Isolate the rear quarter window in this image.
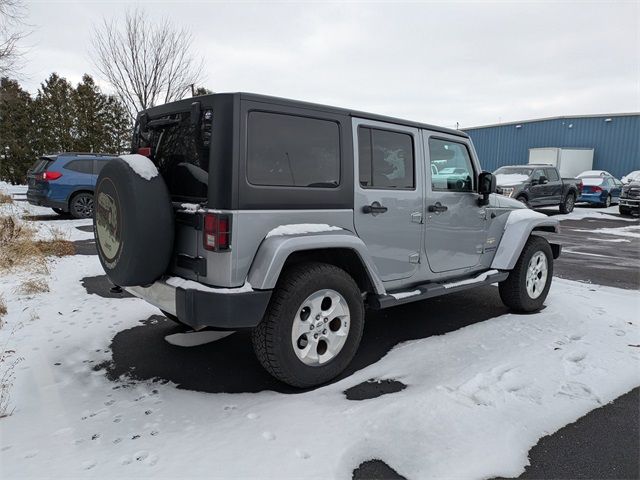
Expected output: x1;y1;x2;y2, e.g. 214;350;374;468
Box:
64;159;94;174
247;111;340;188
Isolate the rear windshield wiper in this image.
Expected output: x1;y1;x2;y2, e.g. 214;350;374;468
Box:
145;118;181;130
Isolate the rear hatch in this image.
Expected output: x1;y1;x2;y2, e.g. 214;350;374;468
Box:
132;102;214;281
27;157;55;197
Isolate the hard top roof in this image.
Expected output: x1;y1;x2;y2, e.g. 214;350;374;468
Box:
141;92;468;139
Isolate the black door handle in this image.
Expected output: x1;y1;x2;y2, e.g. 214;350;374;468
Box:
427;202;448;213
362;202;388;214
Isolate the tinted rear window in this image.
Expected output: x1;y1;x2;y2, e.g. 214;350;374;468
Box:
247;111;340;188
135;110;212;200
582;177;604;186
30;158;53;173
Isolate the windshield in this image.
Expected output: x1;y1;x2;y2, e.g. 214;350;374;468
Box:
133;109;213;200
494;167;533;176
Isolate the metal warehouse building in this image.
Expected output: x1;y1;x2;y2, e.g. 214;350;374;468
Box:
464;113;640;178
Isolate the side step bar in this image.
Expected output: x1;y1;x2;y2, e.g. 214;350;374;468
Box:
370;269;509;309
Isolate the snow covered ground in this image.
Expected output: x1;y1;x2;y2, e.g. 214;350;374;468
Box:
1;183;638;478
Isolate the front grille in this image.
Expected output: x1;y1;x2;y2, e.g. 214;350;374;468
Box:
624;187;640;199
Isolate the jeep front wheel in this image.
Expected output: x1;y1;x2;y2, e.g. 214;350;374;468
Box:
252;262;364;388
499;236;553;313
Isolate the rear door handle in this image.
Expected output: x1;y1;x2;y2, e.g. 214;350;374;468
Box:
427;202;448;214
362;201;388;215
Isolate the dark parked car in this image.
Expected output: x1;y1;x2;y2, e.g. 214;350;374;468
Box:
27;153;118;218
494;165;582;213
619;181;640;215
577;176;622;207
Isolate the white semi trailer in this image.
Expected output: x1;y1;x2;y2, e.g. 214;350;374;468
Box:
528;147;594;178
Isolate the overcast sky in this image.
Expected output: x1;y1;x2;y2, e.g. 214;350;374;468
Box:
19;0;640;128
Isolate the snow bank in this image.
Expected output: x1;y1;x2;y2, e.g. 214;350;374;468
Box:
265;224;343;238
575;224;640;239
165;276;253;294
119;154;159;181
0;254;638;479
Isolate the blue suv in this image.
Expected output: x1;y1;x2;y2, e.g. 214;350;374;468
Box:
27;153;118;218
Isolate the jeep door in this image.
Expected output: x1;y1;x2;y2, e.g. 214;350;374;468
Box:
353;119;423;282
423;133;487;273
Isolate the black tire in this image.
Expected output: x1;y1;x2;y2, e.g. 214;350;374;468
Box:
516;195;529;208
603;195;612;208
499;236;553;313
252;262;365;388
69;192;94;219
559;192;575;214
51;207;66;215
93;157;174;287
619;205;631;216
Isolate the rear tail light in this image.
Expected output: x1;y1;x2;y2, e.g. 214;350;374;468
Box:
42;171;62;180
203;213;231;251
592;186;603;193
137;147;152;157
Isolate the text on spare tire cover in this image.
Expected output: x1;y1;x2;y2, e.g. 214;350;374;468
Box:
96;185;121;263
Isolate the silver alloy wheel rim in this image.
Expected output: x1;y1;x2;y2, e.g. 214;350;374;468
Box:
526;251;548;299
74;196;93;217
291;289;350;366
605;195;611;207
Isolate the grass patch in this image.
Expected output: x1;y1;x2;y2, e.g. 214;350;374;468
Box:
18;279;49;295
0;193;12;204
0;216;76;272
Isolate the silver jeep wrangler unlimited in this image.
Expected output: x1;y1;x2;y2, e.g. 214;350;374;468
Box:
93;93;561;388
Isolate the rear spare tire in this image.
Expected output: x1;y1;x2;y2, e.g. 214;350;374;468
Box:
93;156;174;286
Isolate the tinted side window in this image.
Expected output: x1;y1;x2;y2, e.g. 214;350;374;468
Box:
64;159;94;174
358;127;414;189
428;138;474;192
531;169;545;182
545;168;559;181
247;112;340;188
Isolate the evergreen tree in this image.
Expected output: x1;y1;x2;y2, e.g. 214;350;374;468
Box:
101;94;131;154
73;74;107;152
33;73;75;154
0;77;35;184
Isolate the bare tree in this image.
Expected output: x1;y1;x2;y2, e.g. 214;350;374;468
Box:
91;8;204;118
0;0;28;76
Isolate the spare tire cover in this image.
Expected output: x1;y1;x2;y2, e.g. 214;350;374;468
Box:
93;157;174;286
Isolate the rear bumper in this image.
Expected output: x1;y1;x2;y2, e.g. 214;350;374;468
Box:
26;190;67;211
126;278;272;330
577;193;605;204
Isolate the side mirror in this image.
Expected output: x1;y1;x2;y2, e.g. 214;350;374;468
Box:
478;171;496;206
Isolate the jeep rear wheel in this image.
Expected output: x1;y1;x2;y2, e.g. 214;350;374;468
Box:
499;236;553;313
252;262;364;388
